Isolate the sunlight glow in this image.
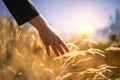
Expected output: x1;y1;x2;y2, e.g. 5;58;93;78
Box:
77;13;98;34
36;1;112;36
51;3;110;36
79;23;94;34
70;5;109;35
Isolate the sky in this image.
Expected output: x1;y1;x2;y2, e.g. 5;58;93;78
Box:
0;0;120;36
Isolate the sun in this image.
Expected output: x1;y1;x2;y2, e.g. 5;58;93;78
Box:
78;22;94;34
76;15;98;35
74;7;104;35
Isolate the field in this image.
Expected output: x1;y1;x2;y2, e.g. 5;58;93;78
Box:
0;17;120;80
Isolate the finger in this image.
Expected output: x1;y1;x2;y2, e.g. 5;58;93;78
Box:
56;44;65;55
45;45;50;56
58;39;69;52
51;44;60;56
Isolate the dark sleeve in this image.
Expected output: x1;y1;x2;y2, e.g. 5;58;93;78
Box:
3;0;39;26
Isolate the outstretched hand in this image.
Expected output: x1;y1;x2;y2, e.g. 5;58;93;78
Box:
39;26;69;56
29;15;69;56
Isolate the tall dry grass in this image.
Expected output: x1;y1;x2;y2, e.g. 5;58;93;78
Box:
0;16;120;80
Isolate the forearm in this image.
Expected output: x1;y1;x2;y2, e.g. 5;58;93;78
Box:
29;15;49;32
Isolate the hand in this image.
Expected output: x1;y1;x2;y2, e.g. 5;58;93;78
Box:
29;15;69;56
39;26;69;56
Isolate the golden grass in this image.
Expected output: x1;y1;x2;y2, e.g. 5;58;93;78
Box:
0;17;120;80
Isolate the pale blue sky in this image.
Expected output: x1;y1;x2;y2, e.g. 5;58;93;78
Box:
0;0;120;35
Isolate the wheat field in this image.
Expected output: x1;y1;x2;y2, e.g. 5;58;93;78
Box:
0;17;120;80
